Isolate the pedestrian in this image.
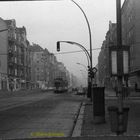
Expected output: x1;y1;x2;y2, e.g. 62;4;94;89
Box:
135;83;137;92
122;85;126;99
114;86;118;97
10;84;13;92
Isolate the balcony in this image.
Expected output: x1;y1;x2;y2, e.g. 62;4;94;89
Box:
8;49;14;57
8;69;15;77
8;59;18;68
8;58;14;66
8;36;15;42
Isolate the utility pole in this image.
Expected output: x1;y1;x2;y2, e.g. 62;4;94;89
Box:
116;0;123;114
108;0;129;134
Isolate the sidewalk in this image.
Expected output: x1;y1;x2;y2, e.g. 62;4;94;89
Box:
81;90;140;138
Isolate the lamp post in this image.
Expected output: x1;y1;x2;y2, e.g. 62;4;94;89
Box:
47;0;93;98
108;0;130;135
71;0;92;66
57;40;93;97
70;0;93;99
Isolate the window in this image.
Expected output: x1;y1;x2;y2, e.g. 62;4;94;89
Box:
15;69;17;75
36;53;40;59
15;57;17;63
15;45;17;51
128;31;131;38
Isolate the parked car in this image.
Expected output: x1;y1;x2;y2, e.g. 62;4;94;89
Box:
76;87;85;95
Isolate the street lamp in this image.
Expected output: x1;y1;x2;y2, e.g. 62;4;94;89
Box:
57;41;90;66
54;0;93;98
70;0;93;99
70;0;92;66
57;40;95;99
46;0;93;98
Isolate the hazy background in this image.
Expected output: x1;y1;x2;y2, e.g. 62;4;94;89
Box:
0;0;125;86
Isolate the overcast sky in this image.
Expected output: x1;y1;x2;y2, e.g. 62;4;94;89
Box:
0;0;125;86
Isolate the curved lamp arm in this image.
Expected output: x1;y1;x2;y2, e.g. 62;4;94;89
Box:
70;0;92;68
57;41;90;66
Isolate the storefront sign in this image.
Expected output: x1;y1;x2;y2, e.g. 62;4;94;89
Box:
109;45;129;76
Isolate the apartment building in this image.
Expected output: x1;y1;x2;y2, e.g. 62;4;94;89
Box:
0;18;8;91
0;18;31;91
29;44;69;89
122;0;140;88
29;44;45;88
98;21;117;88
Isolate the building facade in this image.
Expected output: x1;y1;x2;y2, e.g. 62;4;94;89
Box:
15;27;31;90
98;21;117;88
98;0;140;89
122;0;140;88
29;44;44;88
0;18;8;91
0;17;72;91
30;44;71;89
0;18;31;91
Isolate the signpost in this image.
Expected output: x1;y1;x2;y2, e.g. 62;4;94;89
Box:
109;45;129;77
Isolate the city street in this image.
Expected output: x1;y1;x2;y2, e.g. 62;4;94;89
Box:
1;0;140;140
0;91;86;139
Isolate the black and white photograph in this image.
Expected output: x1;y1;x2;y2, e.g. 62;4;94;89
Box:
0;0;140;139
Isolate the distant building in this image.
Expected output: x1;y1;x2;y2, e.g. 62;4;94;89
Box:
29;44;71;89
70;74;79;88
98;21;117;88
47;53;59;87
29;43;44;88
0;17;71;91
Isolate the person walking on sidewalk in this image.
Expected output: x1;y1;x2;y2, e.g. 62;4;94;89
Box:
135;83;138;92
10;84;13;92
114;86;118;97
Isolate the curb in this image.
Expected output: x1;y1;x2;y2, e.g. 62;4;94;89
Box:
72;102;85;137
